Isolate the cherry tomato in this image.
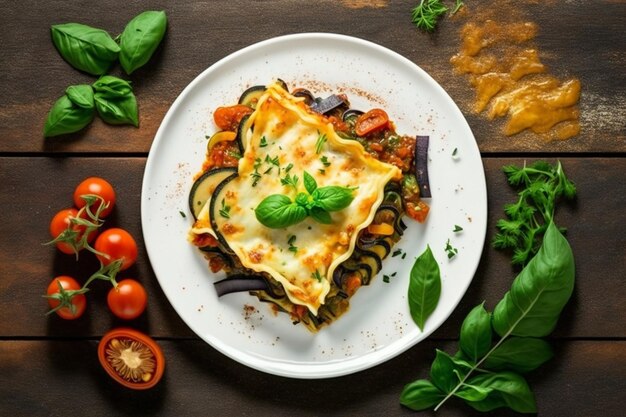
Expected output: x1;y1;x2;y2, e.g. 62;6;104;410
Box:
355;108;390;136
107;279;147;320
46;276;87;320
95;228;138;271
74;177;116;218
49;208;97;254
98;327;165;390
213;104;253;131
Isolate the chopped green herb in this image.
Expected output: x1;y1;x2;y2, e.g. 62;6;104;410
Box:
453;225;463;232
392;249;404;257
287;234;298;253
219;199;231;219
320;155;331;167
311;270;323;282
445;238;458;259
179;211;186;218
259;136;268;147
451;0;464;14
263;166;273;175
227;149;242;159
402;252;407;260
383;274;391;283
315;133;327;154
265;154;279;167
411;0;448;32
391;272;397;277
250;157;263;186
285;163;294;173
318;169;326;174
452;147;458;157
280;173;299;190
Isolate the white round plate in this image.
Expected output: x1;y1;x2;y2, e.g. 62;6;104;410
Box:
141;33;487;379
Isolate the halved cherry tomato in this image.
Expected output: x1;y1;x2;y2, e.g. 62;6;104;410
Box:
355;108;389;136
213;104;253;131
107;279;147;320
95;228;138;271
49;208;97;255
98;327;165;390
74;177;116;218
46;276;87;320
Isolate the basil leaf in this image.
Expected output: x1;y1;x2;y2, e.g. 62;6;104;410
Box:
465;392;508;412
466;371;537;413
255;194;307;228
311;185;355;212
50;23;120;75
408;245;441;330
44;95;94;137
459;302;492;362
94;92;138;126
492;221;575;338
65;85;94;109
483;337;553;373
429;350;471;393
455;382;491;402
400;379;444;411
92;75;133;98
303;171;317;194
119;10;167;74
309;206;332;224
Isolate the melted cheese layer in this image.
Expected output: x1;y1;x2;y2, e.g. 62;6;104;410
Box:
213;83;401;314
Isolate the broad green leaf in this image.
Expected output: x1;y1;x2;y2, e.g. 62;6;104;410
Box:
309;206;331;224
92;75;133;98
311;186;355;212
119;10;167;74
94;92;138;126
44;95;94;137
467;371;537;413
459;302;492;362
303;171;317;194
50;23;120;75
254;194;306;229
455;382;491;402
429;350;467;393
465;391;508;412
483;337;553;373
492;221;575;337
65;85;94;109
408;245;441;330
399;379;444;411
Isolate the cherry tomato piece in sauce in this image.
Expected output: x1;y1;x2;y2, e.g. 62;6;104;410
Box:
45;276;87;320
107;279;147;320
98;328;165;390
355;108;390;136
95;228;138;271
213;104;253;131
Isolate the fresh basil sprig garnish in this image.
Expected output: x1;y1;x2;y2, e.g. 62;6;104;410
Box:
254;171;356;229
119;10;167;75
51;23;120;76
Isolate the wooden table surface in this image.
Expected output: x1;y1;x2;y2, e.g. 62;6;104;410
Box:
1;1;624;416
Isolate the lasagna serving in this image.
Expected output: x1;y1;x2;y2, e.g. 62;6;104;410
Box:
189;81;430;332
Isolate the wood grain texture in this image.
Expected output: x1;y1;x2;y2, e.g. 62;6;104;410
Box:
0;1;624;154
1;339;624;416
1;157;624;338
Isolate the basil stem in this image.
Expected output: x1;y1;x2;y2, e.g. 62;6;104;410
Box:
119;10;167;75
50;23;120;75
43;95;94;137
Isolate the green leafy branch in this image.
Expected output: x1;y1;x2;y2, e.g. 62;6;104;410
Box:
492;160;576;266
411;0;465;32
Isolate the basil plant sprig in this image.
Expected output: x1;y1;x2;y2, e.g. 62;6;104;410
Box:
400;221;575;414
255;171;356;229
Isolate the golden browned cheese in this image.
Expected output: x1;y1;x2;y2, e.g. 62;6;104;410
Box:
451;18;581;141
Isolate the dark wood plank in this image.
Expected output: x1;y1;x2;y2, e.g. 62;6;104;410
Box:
1;339;623;416
1;156;624;338
0;1;623;154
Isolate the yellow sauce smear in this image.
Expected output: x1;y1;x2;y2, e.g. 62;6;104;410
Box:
451;18;581;140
